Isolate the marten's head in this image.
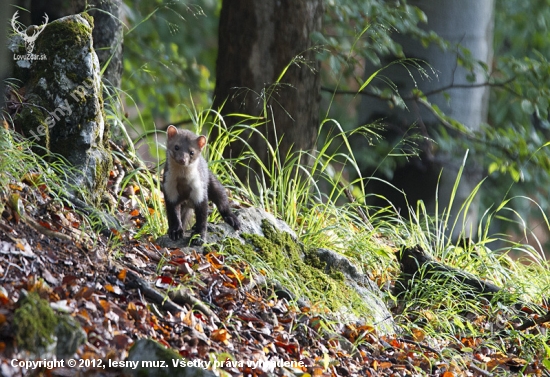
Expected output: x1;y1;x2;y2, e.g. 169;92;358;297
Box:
166;125;206;166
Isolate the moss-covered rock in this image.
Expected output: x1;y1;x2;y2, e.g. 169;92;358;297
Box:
14;292;58;354
125;339;216;377
15;95;50;151
55;314;87;359
8;13;112;204
157;207;397;334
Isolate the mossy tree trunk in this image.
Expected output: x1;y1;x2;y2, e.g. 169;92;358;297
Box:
212;0;323;190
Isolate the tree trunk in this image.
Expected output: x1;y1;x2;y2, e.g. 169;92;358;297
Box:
361;0;494;239
89;0;123;89
30;0;87;24
212;0;323;190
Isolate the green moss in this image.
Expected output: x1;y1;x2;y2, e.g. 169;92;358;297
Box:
304;249;326;270
81;12;95;29
16;99;50;151
329;270;346;281
36;15;91;54
92;147;113;199
241;220;304;270
33;14;94;88
14;292;58;353
223;220;365;314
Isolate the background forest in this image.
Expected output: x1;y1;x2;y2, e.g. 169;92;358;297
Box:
121;0;550;251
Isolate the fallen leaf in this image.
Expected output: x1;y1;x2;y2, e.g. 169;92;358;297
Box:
112;333;133;349
155;276;175;289
411;327;426;342
105;284;123;295
117;269;127;281
99;299;110;313
22;172;42;186
212;329;231;344
62;275;79;286
42;268;59;286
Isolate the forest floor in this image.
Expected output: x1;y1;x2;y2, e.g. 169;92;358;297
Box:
0;174;544;376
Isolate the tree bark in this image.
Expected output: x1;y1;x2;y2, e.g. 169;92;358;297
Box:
212;0;323;189
360;0;494;239
89;0;123;89
30;0;87;24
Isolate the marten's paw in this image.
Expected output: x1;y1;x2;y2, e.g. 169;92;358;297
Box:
190;231;205;246
168;226;184;241
224;213;241;231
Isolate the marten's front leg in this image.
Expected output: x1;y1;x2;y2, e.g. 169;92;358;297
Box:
166;200;183;241
191;200;208;245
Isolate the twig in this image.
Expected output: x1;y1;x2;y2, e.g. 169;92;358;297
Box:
321;77;516;101
126;269;186;312
125;269;219;322
396;337;442;359
469;360;494;377
514;310;550;331
161;118;193;131
168;288;220;323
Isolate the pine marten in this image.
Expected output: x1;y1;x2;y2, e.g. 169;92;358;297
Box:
163;125;240;245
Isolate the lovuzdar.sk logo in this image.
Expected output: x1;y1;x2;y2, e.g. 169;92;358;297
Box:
11;10;48;61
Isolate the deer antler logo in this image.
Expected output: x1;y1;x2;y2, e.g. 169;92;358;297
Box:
11;11;49;54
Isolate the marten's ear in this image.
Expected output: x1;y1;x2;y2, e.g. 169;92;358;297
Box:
167;125;178;139
197;135;207;150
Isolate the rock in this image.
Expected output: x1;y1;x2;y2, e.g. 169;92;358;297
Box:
156;207;296;248
313;248;397;335
235;207;297;239
9;13;112;204
125;338;215;377
55;315;86;359
13;291;57;355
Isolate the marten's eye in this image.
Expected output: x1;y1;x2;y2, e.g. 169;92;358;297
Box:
174;145;179;151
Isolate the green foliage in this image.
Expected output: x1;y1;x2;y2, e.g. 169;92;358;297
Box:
0;127;89;207
122;0;218;128
391;167;550;365
481;0;550;229
318;1;442;124
320;1;436;68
